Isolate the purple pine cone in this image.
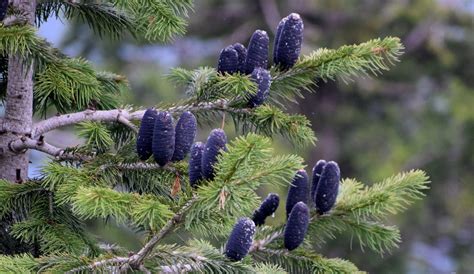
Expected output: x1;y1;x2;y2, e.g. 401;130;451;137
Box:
244;30;269;74
201;129;227;180
172;111;197;161
311;160;327;205
188;142;204;187
232;43;247;74
136;108;157;160
0;0;7;21
274;13;304;69
284;201;309;251
225;217;256;261
152;111;175;166
248;68;271;108
315;161;340;214
252;193;280;226
217;46;239;74
286;169;309;218
273;16;288;64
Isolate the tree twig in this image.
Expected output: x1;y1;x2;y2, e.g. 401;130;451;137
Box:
1;15;29;27
8;136;91;161
70;196;199;272
99;162;178;172
117;115;138;133
128;196;198;268
64;257;129;274
249;228;284;253
31;99;249;138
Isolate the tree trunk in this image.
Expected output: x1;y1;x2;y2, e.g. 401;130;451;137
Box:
0;0;36;183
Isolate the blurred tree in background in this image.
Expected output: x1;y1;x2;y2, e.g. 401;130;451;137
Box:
52;0;474;272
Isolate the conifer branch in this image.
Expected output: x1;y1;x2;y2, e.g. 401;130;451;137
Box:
31;99;241;138
128;196;198;268
99;162;178;172
269;37;404;102
8;136;90;161
1;15;29;27
36;0;136;39
73;196;198;271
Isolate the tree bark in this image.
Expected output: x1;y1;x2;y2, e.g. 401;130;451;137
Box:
0;0;36;182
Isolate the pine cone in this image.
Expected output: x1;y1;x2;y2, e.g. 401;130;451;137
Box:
136;108;157;160
217;46;239;74
224;217;256;261
248;67;271;108
286;169;309;218
315;161;340;214
310;160;327;205
252;193;280;226
284;201;309;251
244;30;269;74
152;111;175;166
188;142;204;187
232;43;247;74
273;16;288;64
201;128;227;180
274;13;304;69
172;111;197;161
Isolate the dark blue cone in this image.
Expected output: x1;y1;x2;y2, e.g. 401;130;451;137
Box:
310;160;327;205
273;17;287;64
152;111;175;166
0;0;7;21
252;193;280;226
217;46;239;74
201;129;227;180
274;13;304;69
244;30;269;74
172;111;197;161
315;161;340;214
232;43;247;74
248;68;271;108
284;201;309;251
224;217;256;261
189;142;204;188
286;169;309;218
136;108;157;160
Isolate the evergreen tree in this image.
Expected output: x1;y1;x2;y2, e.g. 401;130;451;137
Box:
0;1;430;272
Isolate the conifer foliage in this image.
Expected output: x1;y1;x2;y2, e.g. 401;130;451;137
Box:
0;1;430;273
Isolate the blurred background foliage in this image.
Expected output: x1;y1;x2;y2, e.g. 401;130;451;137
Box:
32;0;473;273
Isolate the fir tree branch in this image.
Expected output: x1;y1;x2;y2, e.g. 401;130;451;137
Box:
249;228;284;253
1;15;29;27
128;195;198;268
36;0;136;39
147;240;251;273
253;248;363;273
270;37;404;103
0;254;37;273
72;196;199;271
8;136;90;161
31;99;240;138
99;162;178;172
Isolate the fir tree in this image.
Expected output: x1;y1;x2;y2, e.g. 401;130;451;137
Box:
0;1;430;272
